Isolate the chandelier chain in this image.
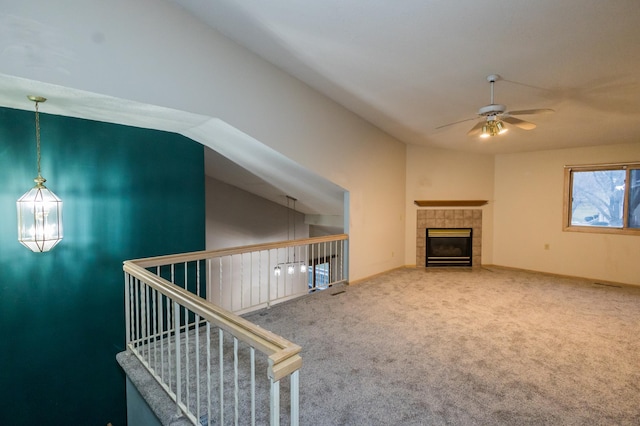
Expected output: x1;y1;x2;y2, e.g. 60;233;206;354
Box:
35;100;42;178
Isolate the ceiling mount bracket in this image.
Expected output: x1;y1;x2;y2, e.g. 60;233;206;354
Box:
486;74;501;105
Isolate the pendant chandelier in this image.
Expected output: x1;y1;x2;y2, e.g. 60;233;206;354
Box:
16;96;63;252
274;196;307;276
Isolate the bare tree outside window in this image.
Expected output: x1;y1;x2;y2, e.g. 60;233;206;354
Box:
629;169;640;228
571;170;625;227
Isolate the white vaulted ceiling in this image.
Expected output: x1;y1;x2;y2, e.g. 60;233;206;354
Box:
169;0;640;154
2;1;639;216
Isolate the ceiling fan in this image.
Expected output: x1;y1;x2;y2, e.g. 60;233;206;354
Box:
437;74;554;138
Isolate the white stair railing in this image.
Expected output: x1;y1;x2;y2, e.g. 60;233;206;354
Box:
133;234;348;314
123;234;347;425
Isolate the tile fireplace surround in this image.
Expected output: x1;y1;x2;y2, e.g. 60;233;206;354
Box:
416;209;482;267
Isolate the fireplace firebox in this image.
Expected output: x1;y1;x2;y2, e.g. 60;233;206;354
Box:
426;228;472;267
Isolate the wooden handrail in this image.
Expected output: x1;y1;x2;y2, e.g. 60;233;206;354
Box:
123;261;302;381
130;234;349;268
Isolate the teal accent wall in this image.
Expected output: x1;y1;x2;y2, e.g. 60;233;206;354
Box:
0;106;205;425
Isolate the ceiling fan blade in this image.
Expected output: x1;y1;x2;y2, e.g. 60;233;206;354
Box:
502;116;536;130
435;116;478;130
467;120;484;136
506;108;555;115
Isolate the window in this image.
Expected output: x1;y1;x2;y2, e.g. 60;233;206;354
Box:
564;162;640;235
308;262;330;290
307;255;337;291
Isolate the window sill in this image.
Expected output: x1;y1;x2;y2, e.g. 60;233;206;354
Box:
563;225;640;236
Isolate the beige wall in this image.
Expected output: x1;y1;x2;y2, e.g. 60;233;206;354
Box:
2;0;407;281
493;142;640;285
8;1;638;285
205;177;308;250
405;144;495;266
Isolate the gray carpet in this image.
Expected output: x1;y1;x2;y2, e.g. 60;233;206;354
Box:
243;266;640;425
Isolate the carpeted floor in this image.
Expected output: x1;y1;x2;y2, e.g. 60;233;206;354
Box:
243;266;640;425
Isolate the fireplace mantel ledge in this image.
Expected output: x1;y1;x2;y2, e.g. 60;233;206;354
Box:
414;200;488;207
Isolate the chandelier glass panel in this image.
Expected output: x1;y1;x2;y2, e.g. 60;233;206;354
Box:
16;96;63;252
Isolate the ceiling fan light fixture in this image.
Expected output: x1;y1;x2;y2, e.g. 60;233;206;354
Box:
480;117;508;138
496;120;508;135
480;124;491;138
438;74;552;138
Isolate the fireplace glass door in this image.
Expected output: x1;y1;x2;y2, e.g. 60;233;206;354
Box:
426;228;472;267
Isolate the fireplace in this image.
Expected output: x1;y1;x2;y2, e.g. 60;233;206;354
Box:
416;209;481;267
426;228;472;267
